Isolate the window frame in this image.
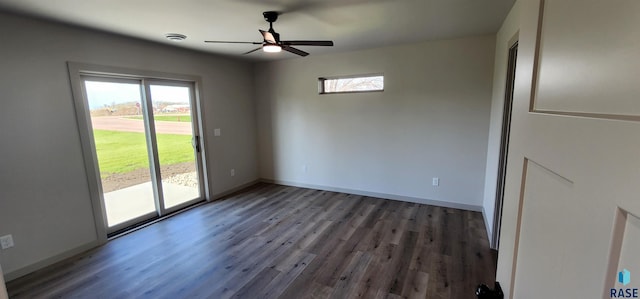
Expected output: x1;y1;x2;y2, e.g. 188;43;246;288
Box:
318;73;384;95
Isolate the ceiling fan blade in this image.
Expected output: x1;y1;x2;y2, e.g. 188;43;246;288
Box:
259;30;276;44
205;41;262;44
282;45;309;57
243;47;263;55
281;40;334;46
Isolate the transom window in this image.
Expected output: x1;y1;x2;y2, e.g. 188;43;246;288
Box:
318;74;384;94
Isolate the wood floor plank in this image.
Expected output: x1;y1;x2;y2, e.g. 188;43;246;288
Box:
401;270;430;299
6;183;496;299
388;231;419;295
231;266;281;299
328;250;372;298
258;251;316;299
302;282;334;299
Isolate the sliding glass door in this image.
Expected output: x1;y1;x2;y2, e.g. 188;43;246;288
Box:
81;76;204;234
148;83;201;209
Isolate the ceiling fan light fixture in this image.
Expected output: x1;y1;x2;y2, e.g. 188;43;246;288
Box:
263;44;282;53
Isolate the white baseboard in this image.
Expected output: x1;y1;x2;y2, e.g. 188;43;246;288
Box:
261;179;483;212
5;240;99;282
210;179;261;201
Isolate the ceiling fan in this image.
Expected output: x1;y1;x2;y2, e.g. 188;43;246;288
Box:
205;11;334;57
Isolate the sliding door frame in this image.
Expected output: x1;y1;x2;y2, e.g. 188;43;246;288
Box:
68;62;211;242
145;78;207;215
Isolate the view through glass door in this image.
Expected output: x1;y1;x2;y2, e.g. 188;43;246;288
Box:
83;77;203;234
148;83;202;209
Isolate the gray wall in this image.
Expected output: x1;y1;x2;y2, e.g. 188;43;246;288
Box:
0;12;258;277
255;35;496;209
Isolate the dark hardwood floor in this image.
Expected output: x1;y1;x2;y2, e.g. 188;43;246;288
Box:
7;183;496;298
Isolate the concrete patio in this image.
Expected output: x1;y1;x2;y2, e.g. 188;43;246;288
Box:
103;181;199;226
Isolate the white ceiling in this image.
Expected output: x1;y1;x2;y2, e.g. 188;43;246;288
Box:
0;0;515;61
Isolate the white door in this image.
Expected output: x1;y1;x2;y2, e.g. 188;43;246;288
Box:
497;0;640;298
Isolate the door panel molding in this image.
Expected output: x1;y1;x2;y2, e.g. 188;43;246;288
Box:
511;158;574;297
530;0;640;120
604;208;640;296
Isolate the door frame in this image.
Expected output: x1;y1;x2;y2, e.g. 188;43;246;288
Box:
492;38;519;250
145;79;208;215
68;62;211;242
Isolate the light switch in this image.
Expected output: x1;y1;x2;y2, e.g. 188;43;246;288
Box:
214;128;221;136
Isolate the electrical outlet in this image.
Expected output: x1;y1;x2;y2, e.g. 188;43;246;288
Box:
0;234;14;249
432;177;439;186
230;169;235;177
214;128;221;136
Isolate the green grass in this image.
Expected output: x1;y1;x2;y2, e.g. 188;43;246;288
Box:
93;130;193;177
125;115;191;122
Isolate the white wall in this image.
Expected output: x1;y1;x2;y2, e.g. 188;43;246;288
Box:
482;1;521;246
255;35;495;210
0;12;258;279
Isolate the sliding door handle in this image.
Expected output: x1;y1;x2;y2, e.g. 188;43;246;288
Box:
192;136;201;153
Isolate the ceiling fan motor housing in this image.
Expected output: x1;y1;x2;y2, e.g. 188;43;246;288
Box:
263;11;279;23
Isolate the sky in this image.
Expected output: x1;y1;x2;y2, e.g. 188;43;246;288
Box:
84;81;190;110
